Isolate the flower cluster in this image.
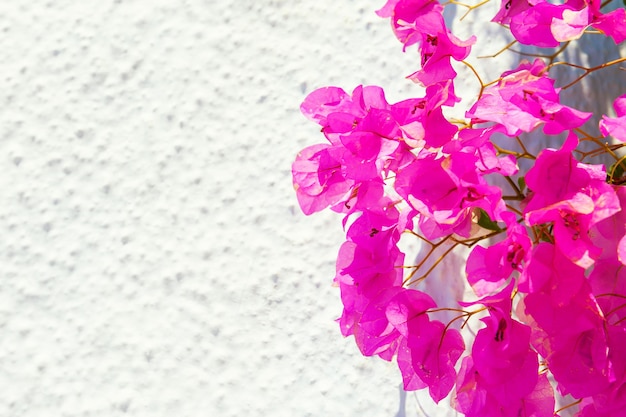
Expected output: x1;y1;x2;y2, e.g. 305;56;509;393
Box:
293;1;626;416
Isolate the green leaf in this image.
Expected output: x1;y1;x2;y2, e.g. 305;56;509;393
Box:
476;208;502;232
608;161;626;183
517;176;526;193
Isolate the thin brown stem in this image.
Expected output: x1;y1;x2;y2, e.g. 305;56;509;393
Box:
461;60;487;99
505;204;523;216
576;128;622;162
448;0;491;20
554;399;582;415
515;136;536;159
504;176;525;199
478;40;517;59
507;41;570;65
546;57;626;89
404;243;459;286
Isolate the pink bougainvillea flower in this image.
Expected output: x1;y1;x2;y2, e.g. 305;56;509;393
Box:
292;143;354;215
291;142;400;216
395;150;506;239
299;84;396;147
493;0;626;46
551;6;590;42
523;133;620;268
459;282;540;404
312;86;409;181
294;85;420;214
376;0;443;48
493;0;587;46
600;94;626;142
390;82;458;149
466;212;532;296
568;0;626;44
335;206;405;339
443;126;519;176
466;59;592;136
410;320;464;402
354;287;404;358
341;197;415;274
590;186;626;268
521;243;611;398
300;85;386;147
340;116;401;182
452;355;554;417
387;288;464;401
405;26;475;90
295;82;469;216
294;85;387;215
337;269;401;344
583;327;626;416
300;86;357;140
588;259;626;330
385;288;436;337
511;2;564;47
472;142;519;176
377;0;475;94
593;7;626;44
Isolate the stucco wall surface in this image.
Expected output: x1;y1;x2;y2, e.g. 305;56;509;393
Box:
0;1;623;417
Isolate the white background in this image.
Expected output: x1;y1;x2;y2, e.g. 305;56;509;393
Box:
0;1;624;416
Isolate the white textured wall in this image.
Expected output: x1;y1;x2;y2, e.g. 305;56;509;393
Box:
0;1;621;416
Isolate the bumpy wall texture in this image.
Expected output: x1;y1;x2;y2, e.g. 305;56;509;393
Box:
1;1;623;416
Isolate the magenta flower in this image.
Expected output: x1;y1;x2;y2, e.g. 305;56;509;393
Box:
600;94;626;142
509;2;564;47
293;85;418;214
444;127;519;176
335;205;405;340
590;186;626;268
453;355;554;417
582;327;626;416
353;287;405;358
405;27;475;90
293;83;471;215
459;282;540;405
523;133;620;268
588;266;626;410
521;243;611;398
376;0;443;49
337;271;401;345
300;86;357;142
466;212;532;296
377;0;475;93
593;7;626;44
408;320;464;402
395;150;506;239
390;82;459;149
387;289;464;401
568;0;626;44
466;59;592;136
292;143;354;215
493;0;626;47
